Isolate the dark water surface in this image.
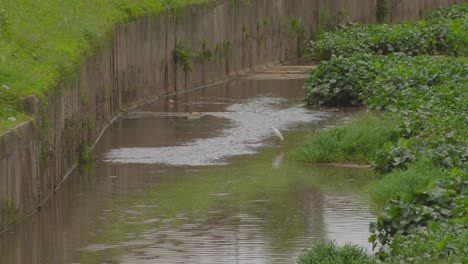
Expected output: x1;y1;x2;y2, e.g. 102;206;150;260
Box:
0;78;375;264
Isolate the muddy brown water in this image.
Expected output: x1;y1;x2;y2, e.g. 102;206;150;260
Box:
0;76;375;264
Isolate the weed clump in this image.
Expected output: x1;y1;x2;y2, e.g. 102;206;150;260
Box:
293;113;397;164
173;42;195;73
297;241;376;264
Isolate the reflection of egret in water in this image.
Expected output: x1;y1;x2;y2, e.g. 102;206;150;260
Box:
272;152;284;169
294;182;327;241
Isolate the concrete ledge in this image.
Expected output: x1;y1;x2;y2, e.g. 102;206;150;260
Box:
0;122;35;160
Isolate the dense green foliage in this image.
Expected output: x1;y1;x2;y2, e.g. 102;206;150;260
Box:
370;170;468;263
384;222;468;264
307;4;468;60
304;54;467;175
0;0;208;132
423;3;468;20
299;3;468;263
304;54;467;108
297;241;377;264
292;113;397;164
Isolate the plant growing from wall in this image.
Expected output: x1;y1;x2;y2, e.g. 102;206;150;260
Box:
198;40;214;63
241;24;251;68
337;8;350;25
221;41;232;57
283;17;305;57
377;0;404;23
241;24;251;45
0;196;17;228
77;117;95;170
79;144;94;164
316;7;331;36
38;111;52;168
255;18;270;55
173;42;195;74
173;41;196;89
377;0;389;23
197;40;214;84
215;41;232;75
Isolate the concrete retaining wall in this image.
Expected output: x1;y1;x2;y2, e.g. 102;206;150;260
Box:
0;0;464;231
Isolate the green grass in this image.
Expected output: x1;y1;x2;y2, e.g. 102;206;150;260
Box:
0;0;209;132
367;161;447;210
292;112;397;164
297;241;377;264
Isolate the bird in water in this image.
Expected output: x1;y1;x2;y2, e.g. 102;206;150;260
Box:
272;127;284;141
187;112;202;120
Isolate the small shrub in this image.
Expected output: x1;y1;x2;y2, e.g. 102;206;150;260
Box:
376;0;389;23
173;42;195;73
371;138;417;175
283;17;305;56
297;241;376;264
198;40;214;63
79;144;94;164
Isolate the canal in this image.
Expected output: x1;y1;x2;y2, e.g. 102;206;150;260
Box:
0;67;375;264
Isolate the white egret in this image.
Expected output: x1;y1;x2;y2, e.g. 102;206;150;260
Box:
272;127;284;141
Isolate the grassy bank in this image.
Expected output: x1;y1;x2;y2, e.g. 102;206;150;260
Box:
297;3;467;263
368;161;446;209
0;0;208;132
292;112;397;165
